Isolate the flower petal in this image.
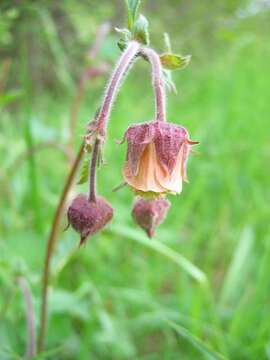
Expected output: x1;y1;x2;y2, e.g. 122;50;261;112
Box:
155;144;184;194
124;123;155;176
154;122;188;175
123;143;167;193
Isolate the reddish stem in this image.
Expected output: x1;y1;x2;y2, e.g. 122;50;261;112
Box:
88;41;140;202
97;41;140;131
37;143;85;352
88;139;100;202
141;48;166;122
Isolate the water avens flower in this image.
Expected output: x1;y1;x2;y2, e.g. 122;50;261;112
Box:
67;194;113;246
132;197;171;237
122;121;198;195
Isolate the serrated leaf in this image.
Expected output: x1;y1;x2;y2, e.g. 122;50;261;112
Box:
160;53;191;70
77;158;89;185
125;0;141;30
133;14;150;45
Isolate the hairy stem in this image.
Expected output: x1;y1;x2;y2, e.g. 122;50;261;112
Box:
141;47;166;122
97;40;140;131
89;139;100;202
87;41;140;202
37;143;85;352
18;277;36;358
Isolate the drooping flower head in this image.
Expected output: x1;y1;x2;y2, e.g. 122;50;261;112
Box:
122;121;198;195
132;197;171;237
67;194;113;246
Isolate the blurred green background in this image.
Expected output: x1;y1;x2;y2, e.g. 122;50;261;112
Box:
1;0;270;359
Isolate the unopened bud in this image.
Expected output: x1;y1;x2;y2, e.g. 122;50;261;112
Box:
67;194;113;245
132;197;170;238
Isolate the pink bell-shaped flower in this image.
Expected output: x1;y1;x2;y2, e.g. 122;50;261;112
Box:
122;121;198;195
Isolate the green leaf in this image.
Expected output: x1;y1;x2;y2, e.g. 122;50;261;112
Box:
167;321;228;360
133;14;150;45
125;0;141;30
160;53;191;70
115;27;131;51
110;225;207;284
77;158;89;185
118;39;128;51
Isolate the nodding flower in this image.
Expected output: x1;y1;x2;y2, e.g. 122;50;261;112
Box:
132;196;171;237
67;194;113;246
122;121;198;196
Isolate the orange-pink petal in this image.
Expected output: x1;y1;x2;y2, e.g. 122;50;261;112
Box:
123;143;184;194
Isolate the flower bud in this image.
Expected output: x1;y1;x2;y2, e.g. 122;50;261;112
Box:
67;194;113;245
132;197;171;238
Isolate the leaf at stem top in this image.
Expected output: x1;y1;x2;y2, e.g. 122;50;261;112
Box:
160;53;191;71
115;27;131;51
133;14;150;45
125;0;141;30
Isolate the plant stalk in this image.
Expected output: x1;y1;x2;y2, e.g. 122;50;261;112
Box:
37;143;85;352
88;41;141;202
38;40;167;353
97;40;140;131
141;47;166;122
88;139;100;203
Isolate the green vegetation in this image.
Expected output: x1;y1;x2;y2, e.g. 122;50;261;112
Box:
1;1;270;359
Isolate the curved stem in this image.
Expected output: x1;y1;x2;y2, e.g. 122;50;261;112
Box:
37;143;85;352
87;41;140;203
88;139;100;202
141;47;166;122
97;41;140;131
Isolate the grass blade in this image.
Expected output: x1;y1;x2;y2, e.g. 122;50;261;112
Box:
219;226;254;306
110;225;207;284
168;321;228;360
